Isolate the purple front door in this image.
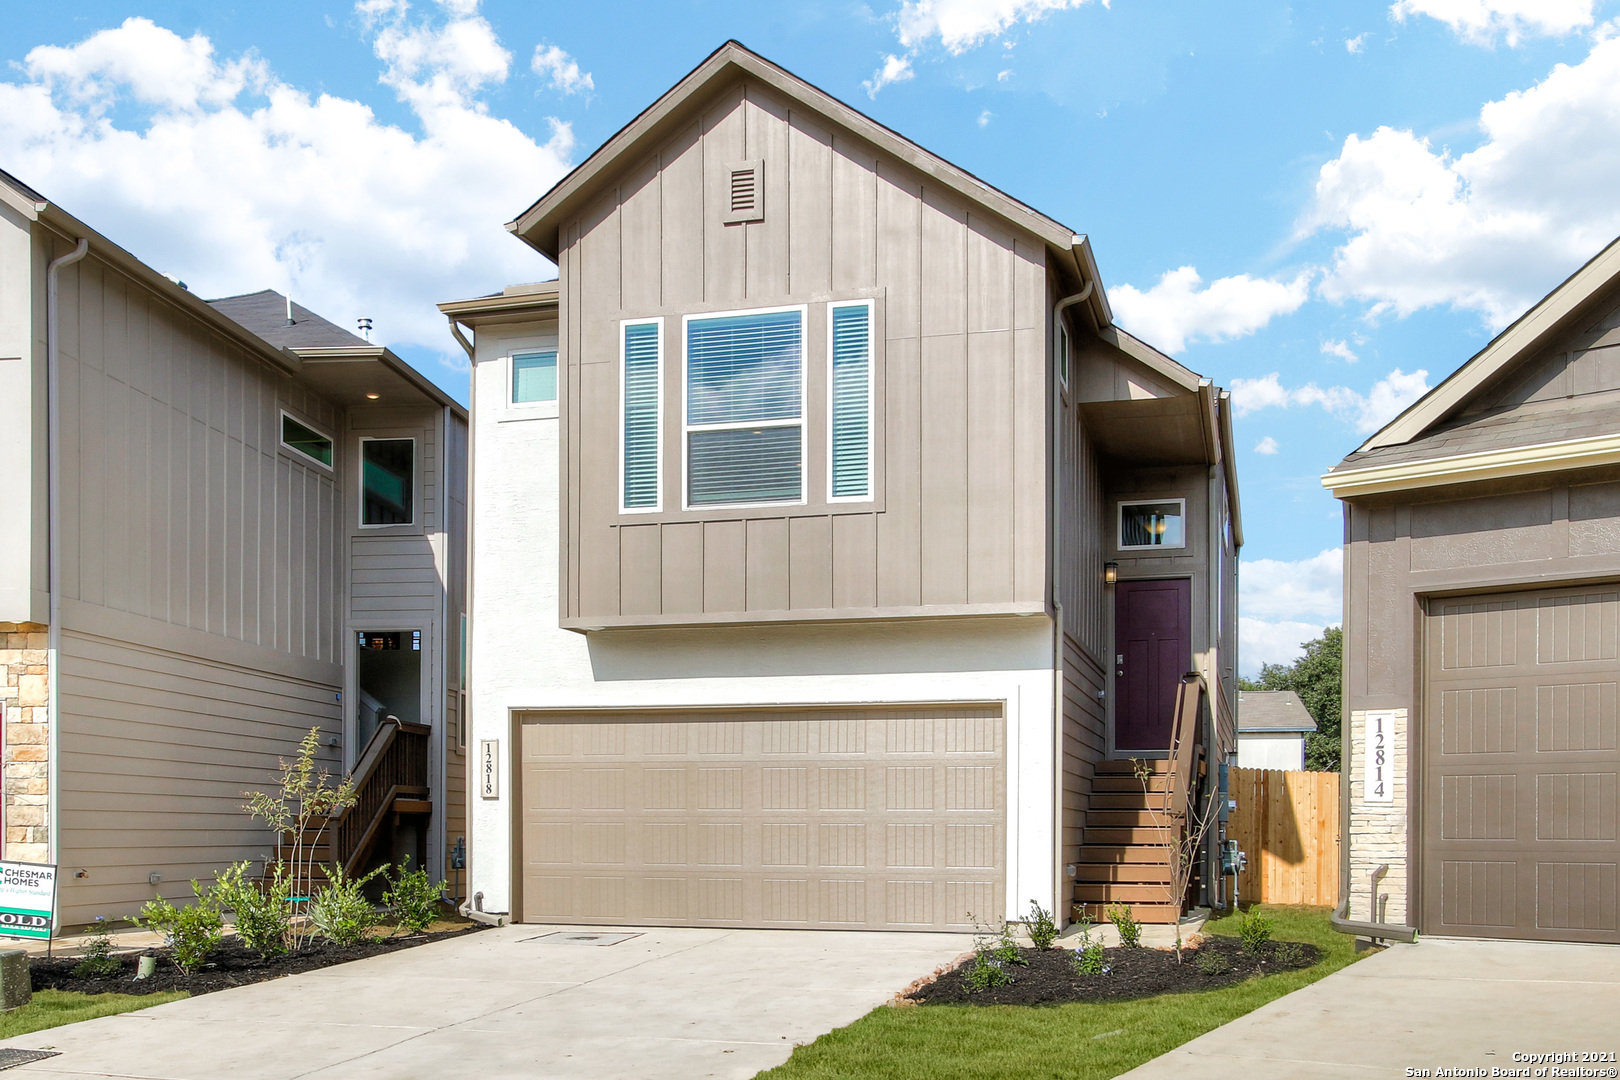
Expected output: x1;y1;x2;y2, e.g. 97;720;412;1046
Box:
1113;578;1191;754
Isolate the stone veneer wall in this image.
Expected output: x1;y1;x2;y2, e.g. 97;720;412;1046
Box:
1346;707;1408;924
0;623;49;864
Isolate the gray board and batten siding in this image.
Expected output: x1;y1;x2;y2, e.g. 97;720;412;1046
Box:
556;76;1051;629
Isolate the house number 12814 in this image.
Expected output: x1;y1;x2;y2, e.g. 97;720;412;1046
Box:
1364;712;1395;804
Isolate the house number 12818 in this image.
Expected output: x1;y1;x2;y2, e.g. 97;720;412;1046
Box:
1364;712;1395;804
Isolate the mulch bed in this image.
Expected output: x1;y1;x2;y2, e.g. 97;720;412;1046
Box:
908;936;1320;1007
30;924;489;997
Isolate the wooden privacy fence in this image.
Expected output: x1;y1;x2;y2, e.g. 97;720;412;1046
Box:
1227;768;1340;906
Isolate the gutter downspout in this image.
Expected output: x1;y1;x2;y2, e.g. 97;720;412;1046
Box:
46;236;89;874
445;314;484;916
446;316;475;363
1049;278;1093;929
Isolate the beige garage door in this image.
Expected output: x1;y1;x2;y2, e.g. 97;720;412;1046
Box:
517;706;1005;931
1424;586;1620;943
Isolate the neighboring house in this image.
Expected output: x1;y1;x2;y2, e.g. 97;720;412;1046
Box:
0;170;468;926
1236;691;1316;770
442;42;1242;932
1324;236;1620;945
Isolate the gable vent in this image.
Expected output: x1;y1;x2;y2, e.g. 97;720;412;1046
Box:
724;159;764;224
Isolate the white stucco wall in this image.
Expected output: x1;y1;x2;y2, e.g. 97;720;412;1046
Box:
0;203;38;623
1236;733;1305;771
466;317;1059;922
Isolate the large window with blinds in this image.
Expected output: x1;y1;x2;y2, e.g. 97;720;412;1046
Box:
620;319;663;513
827;300;874;501
683;306;806;508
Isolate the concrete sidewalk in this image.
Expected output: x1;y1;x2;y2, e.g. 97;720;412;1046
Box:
0;924;971;1080
1122;936;1620;1079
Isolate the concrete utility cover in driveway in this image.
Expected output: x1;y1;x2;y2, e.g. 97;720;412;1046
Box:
1122;938;1620;1079
0;925;971;1080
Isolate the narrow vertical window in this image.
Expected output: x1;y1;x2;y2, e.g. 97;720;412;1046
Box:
621;319;662;512
361;438;415;526
512;350;557;404
828;300;873;501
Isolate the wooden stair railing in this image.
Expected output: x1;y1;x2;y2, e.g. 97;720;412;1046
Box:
277;717;431;887
1072;673;1209;925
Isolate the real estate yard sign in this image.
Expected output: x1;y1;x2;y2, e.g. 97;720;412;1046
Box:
0;862;57;940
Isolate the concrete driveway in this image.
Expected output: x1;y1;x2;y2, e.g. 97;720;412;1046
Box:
1;924;973;1080
1123;937;1620;1079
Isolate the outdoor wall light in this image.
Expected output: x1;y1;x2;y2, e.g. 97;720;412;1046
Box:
1103;562;1119;585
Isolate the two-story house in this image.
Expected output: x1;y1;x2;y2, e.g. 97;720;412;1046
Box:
443;42;1242;931
0;168;468;926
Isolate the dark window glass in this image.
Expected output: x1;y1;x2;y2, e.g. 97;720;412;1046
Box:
362;439;414;525
281;415;332;466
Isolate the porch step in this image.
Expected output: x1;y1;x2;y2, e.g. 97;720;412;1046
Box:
1095;759;1170;776
1074;861;1172;884
1073;901;1181;925
1085;826;1177;846
1092;773;1170;794
1084;809;1171;828
1076;844;1175;865
1073;883;1177;905
394;799;433;815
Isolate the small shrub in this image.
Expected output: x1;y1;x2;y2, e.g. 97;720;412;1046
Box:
962;951;1014;992
71;918;122;979
1275;941;1309;967
1238;907;1275;955
1106;902;1142;948
1024;899;1058;950
310;864;386;947
991;922;1027;967
1071;940;1107;976
383;857;443;936
210;861;288;957
137;885;224;975
1194;949;1231;976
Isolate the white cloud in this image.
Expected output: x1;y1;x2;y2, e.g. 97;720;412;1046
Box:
1253;436;1280;455
1321;338;1359;362
895;0;1103;54
863;53;915;97
1230;368;1430;433
1346;32;1369;53
1390;0;1594;47
977;108;993;126
1110;265;1311;354
997;68;1013;81
531;44;593;95
1240;618;1336;675
1304;33;1620;326
0;8;574;367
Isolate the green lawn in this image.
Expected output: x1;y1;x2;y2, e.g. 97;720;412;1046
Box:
0;989;189;1040
757;906;1360;1080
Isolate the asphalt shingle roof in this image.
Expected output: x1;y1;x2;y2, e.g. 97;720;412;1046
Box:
1238;691;1317;734
207;289;369;350
1332;392;1620;472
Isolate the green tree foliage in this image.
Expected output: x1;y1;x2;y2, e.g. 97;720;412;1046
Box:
1240;627;1342;771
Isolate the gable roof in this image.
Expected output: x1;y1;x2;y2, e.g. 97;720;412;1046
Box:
208;290;370;350
508;41;1109;325
1323;235;1620;498
1237;691;1317;734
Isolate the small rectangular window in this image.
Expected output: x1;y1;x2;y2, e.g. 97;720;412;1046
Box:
621;319;663;512
512;350;557;404
1119;499;1186;550
361;438;415;526
828;300;873;501
684;307;804;508
281;412;333;467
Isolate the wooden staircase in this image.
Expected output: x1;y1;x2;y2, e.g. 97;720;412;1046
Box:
276;716;432;888
1073;673;1206;925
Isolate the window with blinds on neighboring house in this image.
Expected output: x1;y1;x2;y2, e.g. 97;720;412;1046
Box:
828;300;873;500
621;320;662;512
512;350;557;404
684;307;804;507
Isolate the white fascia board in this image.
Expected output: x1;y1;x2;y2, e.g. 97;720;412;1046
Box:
1322;431;1620;499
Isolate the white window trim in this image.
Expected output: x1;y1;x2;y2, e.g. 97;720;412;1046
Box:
1117;497;1187;551
358;435;418;529
508;349;559;413
826;298;875;504
1056;320;1070;390
619;317;664;515
681;303;809;512
279;409;335;471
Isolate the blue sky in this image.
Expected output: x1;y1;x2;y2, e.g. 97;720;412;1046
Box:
6;0;1618;671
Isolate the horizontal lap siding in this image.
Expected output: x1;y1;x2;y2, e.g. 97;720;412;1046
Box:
56;628;341;924
1058;395;1108;874
563;78;1048;623
56;257;343;666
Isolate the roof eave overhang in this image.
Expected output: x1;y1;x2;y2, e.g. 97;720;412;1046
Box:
437;289;560;322
507;42;1077;265
1357;234;1620;454
292;345;465;417
1322;431;1620;499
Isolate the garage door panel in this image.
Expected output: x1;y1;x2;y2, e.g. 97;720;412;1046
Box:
1425;585;1620;943
518;706;1005;931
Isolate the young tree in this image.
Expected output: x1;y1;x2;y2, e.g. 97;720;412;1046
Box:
1240;627;1342;771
